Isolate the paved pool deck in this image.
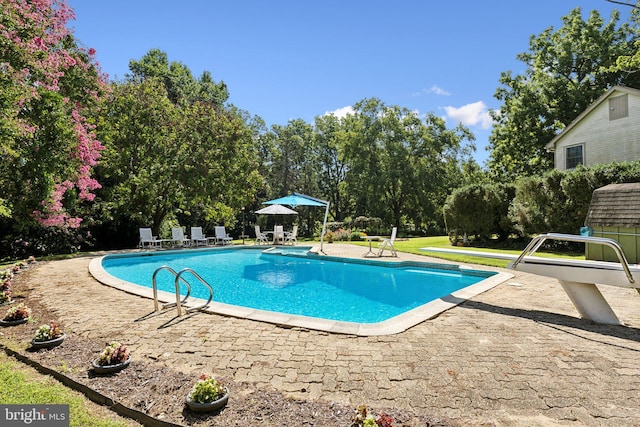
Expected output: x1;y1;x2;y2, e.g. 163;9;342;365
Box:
24;244;640;426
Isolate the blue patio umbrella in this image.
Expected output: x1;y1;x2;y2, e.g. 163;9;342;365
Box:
264;193;326;207
263;193;330;253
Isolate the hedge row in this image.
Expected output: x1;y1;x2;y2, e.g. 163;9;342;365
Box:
443;161;640;242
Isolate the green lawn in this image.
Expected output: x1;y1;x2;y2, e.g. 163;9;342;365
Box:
0;353;139;427
345;236;585;268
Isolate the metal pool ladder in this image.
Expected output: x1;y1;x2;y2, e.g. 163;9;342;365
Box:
152;266;214;316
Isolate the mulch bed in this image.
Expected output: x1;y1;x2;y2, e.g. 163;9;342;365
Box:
0;263;458;427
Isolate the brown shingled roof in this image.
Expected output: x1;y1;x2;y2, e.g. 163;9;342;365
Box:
585;183;640;228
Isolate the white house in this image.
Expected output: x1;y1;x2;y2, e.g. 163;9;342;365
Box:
546;85;640;171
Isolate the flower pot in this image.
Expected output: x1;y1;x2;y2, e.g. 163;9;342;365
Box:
91;357;131;374
31;333;66;349
186;387;230;413
0;317;29;326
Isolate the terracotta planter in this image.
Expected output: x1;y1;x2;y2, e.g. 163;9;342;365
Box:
31;333;66;349
186;387;230;413
92;357;131;374
0;317;29;326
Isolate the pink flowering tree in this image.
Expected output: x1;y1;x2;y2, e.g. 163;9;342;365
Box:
0;0;108;232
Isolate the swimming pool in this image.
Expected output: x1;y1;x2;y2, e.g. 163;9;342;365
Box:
91;247;512;335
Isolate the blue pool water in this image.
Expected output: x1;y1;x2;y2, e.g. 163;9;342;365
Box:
101;248;495;324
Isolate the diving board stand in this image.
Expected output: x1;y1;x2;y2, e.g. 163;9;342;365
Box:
508;233;639;325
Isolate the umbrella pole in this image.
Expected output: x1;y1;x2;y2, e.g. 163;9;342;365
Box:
319;202;330;254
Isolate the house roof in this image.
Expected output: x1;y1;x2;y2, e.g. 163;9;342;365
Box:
546;85;640;151
585;183;640;228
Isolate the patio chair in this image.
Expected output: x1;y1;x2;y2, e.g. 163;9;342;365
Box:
254;225;269;245
171;227;190;247
273;225;285;245
139;228;163;249
190;227;211;247
214;226;233;245
284;225;298;245
378;227;397;257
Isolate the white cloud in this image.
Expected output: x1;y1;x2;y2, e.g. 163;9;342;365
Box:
413;85;451;97
324;105;354;119
427;85;451;96
443;101;493;129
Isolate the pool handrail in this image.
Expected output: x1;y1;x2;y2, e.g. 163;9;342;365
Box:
152;266;192;312
509;233;635;284
174;268;214;315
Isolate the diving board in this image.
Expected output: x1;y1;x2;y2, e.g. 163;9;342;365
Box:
508;233;639;325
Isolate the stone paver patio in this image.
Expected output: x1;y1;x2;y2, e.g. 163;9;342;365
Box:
25;244;640;426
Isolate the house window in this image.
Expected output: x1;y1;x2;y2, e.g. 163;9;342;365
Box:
565;144;584;169
609;94;628;120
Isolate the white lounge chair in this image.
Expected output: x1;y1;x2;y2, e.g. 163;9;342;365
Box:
254;225;269;245
139;228;162;249
214;226;233;245
273;225;285;245
284;225;298;245
378;227;397;257
171;227;190;247
190;227;211;247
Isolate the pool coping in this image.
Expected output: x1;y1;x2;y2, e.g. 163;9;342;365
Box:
88;247;513;336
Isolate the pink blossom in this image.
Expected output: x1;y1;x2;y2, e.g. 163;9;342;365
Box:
3;0;108;228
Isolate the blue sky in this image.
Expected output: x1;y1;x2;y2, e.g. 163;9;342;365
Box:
66;1;631;166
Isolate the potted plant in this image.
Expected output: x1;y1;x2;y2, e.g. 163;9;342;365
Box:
0;282;12;306
31;321;66;349
0;302;31;326
351;405;395;427
92;341;131;374
324;230;335;243
185;374;229;413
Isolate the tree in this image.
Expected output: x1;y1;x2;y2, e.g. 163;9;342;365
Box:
488;7;638;180
606;0;640;10
342;98;473;233
96;76;261;237
127;49;228;107
96;79;180;233
314;114;348;221
266;119;316;197
0;0;108;229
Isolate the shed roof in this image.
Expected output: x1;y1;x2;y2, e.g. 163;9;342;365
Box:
585;183;640;228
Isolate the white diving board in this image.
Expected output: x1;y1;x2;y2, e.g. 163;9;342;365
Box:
423;235;640;326
508;233;639;326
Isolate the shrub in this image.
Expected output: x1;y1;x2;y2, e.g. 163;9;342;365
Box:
333;228;351;241
350;231;364;241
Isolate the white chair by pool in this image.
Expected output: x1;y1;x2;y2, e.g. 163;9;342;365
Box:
139;228;162;249
190;227;211;247
284;225;298;245
254;225;269;245
273;225;285;245
214;226;233;245
378;227;397;257
171;227;190;247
